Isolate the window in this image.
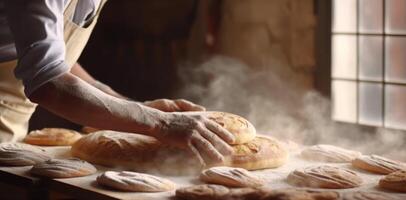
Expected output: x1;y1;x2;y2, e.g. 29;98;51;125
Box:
332;0;406;129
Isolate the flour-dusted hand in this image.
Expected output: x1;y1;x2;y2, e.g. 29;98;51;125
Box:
144;99;206;112
153;112;235;166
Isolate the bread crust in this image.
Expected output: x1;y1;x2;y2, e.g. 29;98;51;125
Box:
379;170;406;193
352;155;406;175
30;158;96;178
97;171;175;192
301;144;361;163
24;128;82;146
287;165;363;189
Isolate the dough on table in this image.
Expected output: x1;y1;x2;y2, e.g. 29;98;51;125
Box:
352;155;406;174
200;166;264;187
97;171;175;192
24;128;82;146
301;144;361;163
30;158;96;178
379;170;406;193
0;143;51;166
287;165;363;189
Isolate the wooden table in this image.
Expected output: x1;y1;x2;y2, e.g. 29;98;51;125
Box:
0;145;405;200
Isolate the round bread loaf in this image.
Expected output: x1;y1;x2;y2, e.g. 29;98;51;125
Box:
71;131;163;169
97;171;175;192
200;166;264;188
352;155;406;175
175;184;259;200
342;191;403;200
287;165;363;189
202;111;256;145
227;135;288;170
30;158;96;178
379;170;406;193
24;128;82;146
0;143;51;166
301;144;362;163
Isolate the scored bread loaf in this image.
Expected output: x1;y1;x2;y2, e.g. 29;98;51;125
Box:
97;171;176;192
0;143;51;166
287;165;363;189
200;166;264;188
201;111;256;144
352;155;406;174
71;131;288;174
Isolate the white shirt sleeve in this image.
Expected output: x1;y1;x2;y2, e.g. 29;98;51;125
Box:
4;0;70;96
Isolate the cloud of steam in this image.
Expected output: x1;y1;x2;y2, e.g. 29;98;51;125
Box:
177;56;406;161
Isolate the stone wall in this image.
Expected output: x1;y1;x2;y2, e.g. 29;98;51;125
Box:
217;0;317;89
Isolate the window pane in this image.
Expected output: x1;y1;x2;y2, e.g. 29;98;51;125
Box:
386;0;406;34
359;83;383;126
359;0;383;33
332;0;357;33
332;35;357;79
359;36;383;81
385;84;406;129
332;80;357;123
385;36;406;84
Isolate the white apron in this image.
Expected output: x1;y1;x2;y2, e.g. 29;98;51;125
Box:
0;0;107;142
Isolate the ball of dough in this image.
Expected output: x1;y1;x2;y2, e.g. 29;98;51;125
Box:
30;158;97;178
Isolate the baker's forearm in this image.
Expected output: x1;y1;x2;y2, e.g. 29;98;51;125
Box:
29;72;163;135
70;62;128;99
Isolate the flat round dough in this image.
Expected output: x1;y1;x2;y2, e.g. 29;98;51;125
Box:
287;165;363;189
200;166;264;187
301;144;362;163
352;155;406;175
30;158;96;178
175;184;259;200
24;128;82;146
0;143;51;166
342;191;404;200
227;135;288;170
202;111;256;145
97;171;175;192
379;170;406;192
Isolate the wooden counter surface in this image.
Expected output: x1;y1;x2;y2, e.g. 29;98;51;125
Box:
0;145;405;200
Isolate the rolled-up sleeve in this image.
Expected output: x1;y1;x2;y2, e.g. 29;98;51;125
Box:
4;0;69;96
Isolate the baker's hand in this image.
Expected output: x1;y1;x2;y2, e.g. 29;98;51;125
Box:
155;112;235;166
144;99;205;112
